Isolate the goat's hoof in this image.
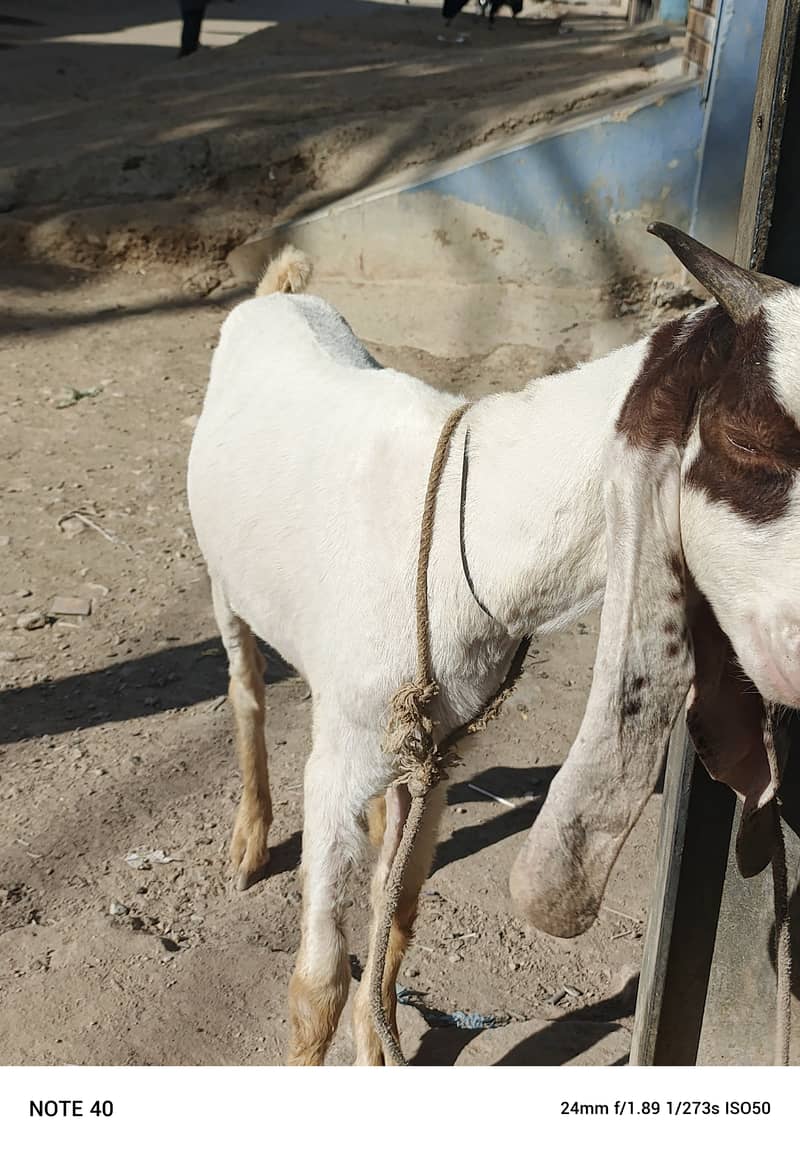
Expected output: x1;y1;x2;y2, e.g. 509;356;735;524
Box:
230;815;271;890
234;857;271;891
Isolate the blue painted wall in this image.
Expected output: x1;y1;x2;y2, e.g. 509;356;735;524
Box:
402;0;767;270
283;1;765;287
692;0;768;256
658;0;689;22
408;85;705;273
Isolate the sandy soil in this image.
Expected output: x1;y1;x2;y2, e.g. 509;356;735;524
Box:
0;1;687;1066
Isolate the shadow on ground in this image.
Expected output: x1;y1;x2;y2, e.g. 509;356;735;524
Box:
411;973;638;1065
0;637;297;744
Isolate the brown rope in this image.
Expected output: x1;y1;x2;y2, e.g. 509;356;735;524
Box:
764;705;792;1066
369;404;468;1065
414;405;472;686
370;403;531;1065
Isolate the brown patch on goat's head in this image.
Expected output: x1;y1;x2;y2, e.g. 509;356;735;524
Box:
685;314;800;524
617;300;800;529
616;307;735;450
631;223;800;523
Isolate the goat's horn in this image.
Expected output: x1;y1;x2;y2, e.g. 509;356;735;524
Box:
648;221;787;325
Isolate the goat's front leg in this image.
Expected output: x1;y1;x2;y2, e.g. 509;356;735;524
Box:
213;583;272;890
288;742;366;1065
353;781;447;1065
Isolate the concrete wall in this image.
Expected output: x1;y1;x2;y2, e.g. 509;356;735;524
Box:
231;2;766;355
403;81;704;286
234;81;704;355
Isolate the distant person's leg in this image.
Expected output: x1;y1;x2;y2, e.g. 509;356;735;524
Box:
441;0;472;25
178;0;207;58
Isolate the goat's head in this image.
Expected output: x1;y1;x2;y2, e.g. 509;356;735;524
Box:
510;223;800;937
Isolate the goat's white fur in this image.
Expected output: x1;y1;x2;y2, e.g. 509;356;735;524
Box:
188;245;800;1063
188;293;646;825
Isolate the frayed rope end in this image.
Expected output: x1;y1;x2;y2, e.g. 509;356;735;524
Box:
384;679;444;797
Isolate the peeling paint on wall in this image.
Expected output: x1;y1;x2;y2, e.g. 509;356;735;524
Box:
408;83;704;271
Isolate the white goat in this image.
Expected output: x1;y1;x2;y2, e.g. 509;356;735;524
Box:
188;226;800;1064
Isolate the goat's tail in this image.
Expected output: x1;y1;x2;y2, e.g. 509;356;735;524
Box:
255;244;313;297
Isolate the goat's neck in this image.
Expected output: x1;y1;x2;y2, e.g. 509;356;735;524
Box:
466;337;651;637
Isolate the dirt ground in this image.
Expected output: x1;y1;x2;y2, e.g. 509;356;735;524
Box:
0;1;687;1066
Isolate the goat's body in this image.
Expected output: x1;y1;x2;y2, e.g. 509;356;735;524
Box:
190;291;646;734
188;283;653;1063
191;295;509;742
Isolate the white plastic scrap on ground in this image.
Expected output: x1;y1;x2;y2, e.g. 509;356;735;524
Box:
124;849;180;870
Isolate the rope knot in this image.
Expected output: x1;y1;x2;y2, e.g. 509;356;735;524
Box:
384;678;444;796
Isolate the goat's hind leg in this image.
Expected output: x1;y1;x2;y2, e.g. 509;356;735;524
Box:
288;736;374;1065
212;582;273;891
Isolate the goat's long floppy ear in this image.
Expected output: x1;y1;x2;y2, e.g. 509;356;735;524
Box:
509;436;695;936
686;596;779;878
648;222;786;325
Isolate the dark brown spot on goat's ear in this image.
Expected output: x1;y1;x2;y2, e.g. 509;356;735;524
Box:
665;641;681;658
664;618;690;643
685;313;800;524
622;696;642;718
620;672;649;719
616;308;735;449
